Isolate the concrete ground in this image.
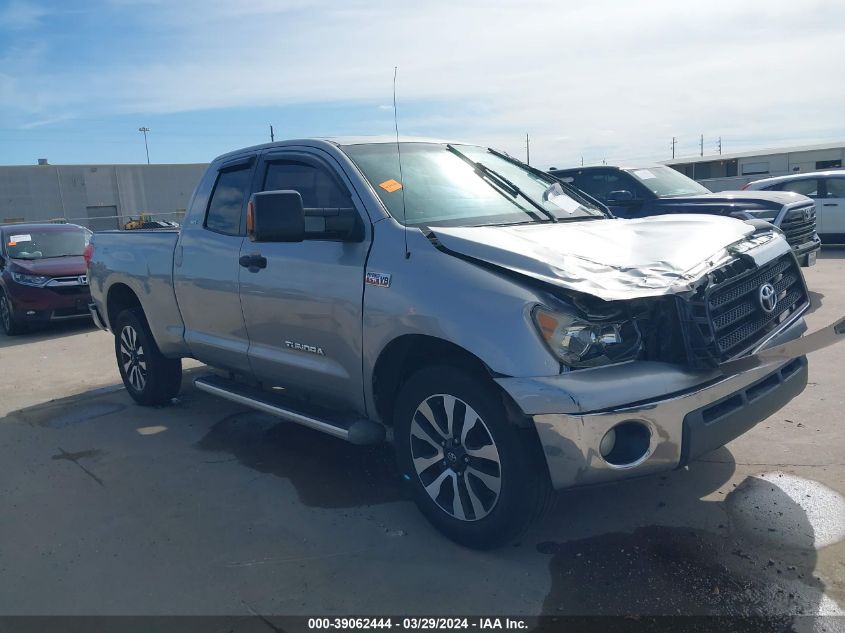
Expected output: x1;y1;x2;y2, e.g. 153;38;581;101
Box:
0;248;843;624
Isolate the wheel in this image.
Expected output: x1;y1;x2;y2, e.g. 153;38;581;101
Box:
0;291;25;335
114;307;182;405
394;365;550;548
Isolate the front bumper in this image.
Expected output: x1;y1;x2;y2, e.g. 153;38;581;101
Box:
5;282;92;322
497;316;809;490
790;234;821;266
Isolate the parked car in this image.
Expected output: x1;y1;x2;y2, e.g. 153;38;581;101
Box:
742;170;845;244
0;223;92;335
88;139;838;547
549;165;821;266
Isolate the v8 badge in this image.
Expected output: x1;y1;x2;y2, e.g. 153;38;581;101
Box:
365;271;391;288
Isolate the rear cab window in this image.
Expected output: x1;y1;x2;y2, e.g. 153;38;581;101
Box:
825;177;845;198
204;163;254;236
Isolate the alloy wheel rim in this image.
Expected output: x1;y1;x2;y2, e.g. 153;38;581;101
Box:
410;394;502;522
119;325;147;391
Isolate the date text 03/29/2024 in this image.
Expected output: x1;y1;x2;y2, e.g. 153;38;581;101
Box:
307;617;528;630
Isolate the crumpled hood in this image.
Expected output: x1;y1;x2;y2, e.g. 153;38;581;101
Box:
431;215;787;301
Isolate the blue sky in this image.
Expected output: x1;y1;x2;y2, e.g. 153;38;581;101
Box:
1;0;844;169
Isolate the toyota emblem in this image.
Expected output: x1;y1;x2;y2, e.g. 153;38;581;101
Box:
758;282;778;314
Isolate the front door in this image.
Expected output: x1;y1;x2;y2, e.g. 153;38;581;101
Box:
821;176;845;239
238;150;371;414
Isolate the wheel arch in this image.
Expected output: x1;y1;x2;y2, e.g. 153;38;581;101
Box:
106;282;143;330
371;334;528;428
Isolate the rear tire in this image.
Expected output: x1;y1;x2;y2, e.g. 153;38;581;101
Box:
0;291;24;336
114;307;182;405
394;365;550;549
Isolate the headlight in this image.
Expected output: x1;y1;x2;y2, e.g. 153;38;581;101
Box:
532;306;642;368
11;272;50;287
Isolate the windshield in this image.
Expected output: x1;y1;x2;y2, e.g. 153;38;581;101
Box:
624;166;710;197
343;143;605;226
4;227;92;260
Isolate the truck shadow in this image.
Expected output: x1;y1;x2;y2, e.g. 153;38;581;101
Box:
195;409;406;509
536;452;839;623
0;318;97;349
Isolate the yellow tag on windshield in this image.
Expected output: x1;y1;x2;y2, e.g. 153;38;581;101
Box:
7;242;16;246
379;179;403;193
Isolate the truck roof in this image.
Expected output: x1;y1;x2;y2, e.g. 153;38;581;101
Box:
211;136;458;164
550;164;665;173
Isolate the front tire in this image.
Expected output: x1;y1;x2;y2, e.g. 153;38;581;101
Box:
394;366;550;549
114;307;182;405
0;291;24;336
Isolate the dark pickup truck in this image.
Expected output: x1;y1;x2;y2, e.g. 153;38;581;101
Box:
550;165;821;267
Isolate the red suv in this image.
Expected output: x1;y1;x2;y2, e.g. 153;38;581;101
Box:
0;223;93;335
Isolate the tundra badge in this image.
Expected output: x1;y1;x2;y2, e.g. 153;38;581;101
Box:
285;341;325;356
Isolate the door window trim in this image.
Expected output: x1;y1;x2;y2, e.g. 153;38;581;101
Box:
257;150;368;242
203;155;256;237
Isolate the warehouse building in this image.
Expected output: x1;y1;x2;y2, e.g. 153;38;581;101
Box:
664;141;845;192
0;161;207;230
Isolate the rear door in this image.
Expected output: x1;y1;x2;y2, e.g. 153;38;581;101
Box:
174;155;254;374
238;149;371;413
820;176;845;239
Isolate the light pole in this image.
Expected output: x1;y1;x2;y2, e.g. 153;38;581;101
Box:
138;127;150;164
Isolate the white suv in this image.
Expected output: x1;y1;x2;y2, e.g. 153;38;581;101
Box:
744;170;845;244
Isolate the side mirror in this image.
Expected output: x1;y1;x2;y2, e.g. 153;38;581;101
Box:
607;190;635;203
248;190;305;242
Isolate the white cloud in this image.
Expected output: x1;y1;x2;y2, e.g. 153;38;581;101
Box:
4;0;845;167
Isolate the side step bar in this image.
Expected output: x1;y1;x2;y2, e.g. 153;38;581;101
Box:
194;375;385;445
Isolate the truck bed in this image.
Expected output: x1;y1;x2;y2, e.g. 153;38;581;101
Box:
88;229;188;357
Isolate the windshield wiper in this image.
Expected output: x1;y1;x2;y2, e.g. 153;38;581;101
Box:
446;144;557;223
487;148;611;218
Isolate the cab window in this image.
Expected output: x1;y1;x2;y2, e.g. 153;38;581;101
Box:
205;165;253;235
776;179;820;198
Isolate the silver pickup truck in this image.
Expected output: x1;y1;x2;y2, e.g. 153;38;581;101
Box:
88;138;844;548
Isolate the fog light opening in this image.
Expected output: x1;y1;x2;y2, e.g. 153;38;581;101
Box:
600;421;651;467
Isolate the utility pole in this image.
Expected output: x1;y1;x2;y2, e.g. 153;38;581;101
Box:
580;155;584;167
700;134;704;157
138;127;150;164
525;133;530;165
269;123;275;142
670;136;677;159
717;136;722;155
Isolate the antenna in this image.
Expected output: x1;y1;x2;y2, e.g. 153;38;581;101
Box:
393;66;410;259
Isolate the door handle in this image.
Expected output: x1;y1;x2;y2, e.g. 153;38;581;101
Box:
823;203;838;207
239;254;267;270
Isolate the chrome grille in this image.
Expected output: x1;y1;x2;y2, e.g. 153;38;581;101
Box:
780;205;816;247
677;253;808;367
